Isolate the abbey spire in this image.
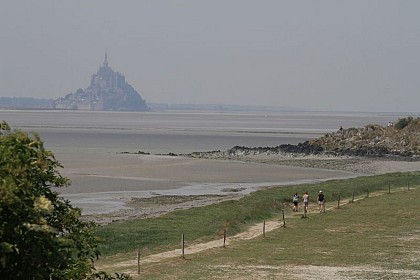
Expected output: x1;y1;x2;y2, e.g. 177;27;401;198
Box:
103;49;109;68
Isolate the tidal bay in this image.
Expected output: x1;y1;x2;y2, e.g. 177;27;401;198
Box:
0;109;402;214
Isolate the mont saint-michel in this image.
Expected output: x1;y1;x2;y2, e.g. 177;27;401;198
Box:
54;52;148;111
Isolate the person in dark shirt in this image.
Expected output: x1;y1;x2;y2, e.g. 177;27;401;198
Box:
317;191;325;213
293;192;300;212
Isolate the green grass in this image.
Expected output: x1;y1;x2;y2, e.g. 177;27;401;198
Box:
132;183;420;279
95;171;420;258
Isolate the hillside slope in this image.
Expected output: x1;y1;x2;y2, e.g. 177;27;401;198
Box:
191;117;420;158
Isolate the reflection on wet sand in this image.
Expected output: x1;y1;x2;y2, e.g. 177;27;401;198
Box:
54;152;357;214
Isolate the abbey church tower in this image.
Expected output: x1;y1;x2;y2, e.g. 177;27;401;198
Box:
54;51;148;111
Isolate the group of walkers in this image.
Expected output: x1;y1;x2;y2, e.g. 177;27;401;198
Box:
292;191;325;213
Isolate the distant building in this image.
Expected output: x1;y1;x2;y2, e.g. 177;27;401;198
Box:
54;51;148;111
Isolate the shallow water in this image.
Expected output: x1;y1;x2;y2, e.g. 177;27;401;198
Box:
1;110;401;154
0;109;402;214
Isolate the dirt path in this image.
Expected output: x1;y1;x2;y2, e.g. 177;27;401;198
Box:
97;189;400;273
97;219;282;271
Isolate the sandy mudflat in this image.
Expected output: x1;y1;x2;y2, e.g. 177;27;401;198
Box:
57;153;357;194
53;151;420;224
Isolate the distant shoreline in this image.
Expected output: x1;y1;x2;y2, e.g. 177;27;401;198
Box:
2;102;419;115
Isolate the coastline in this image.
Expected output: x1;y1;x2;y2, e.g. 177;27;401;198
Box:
76;153;420;225
207;153;420;174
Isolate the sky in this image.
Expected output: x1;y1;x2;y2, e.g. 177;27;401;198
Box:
1;0;420;112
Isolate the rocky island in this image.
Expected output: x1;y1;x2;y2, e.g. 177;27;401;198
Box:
188;117;420;173
191;117;420;159
54;51;148;111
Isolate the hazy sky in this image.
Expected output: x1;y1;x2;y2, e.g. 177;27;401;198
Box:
1;1;420;112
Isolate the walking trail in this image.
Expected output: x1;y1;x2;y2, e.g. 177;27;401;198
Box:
96;188;399;274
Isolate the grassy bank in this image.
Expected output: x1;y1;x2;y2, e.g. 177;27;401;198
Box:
95;172;420;258
135;181;420;279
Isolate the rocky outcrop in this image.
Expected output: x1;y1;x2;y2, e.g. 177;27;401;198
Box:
225;143;324;156
189;117;420;159
310;120;420;157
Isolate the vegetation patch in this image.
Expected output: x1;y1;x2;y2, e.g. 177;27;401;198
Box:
95;172;420;260
120;187;420;279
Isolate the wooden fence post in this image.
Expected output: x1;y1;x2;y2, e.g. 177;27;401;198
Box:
223;229;227;248
337;193;340;209
263;221;266;238
388;182;391;194
282;210;286;228
137;248;140;275
352;189;355;203
181;233;185;258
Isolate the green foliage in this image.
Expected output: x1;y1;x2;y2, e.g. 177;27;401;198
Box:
0;122;131;280
88;272;133;280
395;116;414;129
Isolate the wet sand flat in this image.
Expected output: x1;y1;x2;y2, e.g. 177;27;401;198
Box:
53;151;357;215
57;152;356;194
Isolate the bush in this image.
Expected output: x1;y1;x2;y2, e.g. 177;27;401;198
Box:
395;116;414;129
0;121;131;280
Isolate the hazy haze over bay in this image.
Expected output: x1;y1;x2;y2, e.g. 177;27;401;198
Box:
1;0;420;112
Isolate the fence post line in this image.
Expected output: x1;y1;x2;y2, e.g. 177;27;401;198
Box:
137;248;140;275
388;182;391;194
181;233;185;258
352;189;355;203
408;180;410;191
282;210;286;228
223;229;227;248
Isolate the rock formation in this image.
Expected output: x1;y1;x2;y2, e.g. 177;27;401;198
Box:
54;51;148;111
189;117;420;159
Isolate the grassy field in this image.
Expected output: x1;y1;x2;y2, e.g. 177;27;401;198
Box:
95;172;420;279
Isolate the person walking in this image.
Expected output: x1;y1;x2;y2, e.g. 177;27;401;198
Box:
302;191;309;213
293;192;300;212
317;191;325;213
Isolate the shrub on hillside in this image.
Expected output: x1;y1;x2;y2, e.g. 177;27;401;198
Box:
395;116;414;130
0;121;131;280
